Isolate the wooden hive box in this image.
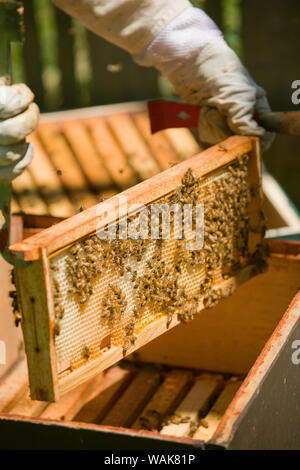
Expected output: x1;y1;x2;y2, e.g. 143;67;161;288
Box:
0;238;299;450
0;104;299;449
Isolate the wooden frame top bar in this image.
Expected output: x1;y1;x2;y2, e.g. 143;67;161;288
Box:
9;136;256;261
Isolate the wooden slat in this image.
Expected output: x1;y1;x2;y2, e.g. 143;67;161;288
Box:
27;133;74;218
247;139;263;254
12;169;49;215
97;188;119;201
85;117;139;189
61;120;113;190
74;366;135;424
160;373;223;438
40;372;106;421
0;360;28;412
193;380;242;441
132;369;194;431
37;122;98;210
37;122;87;189
101;369;161;428
14;251;59;402
8;389;48;417
106;114;161;180
163;128;201;161
132;112;181;170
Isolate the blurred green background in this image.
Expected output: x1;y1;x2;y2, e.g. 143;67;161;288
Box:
10;0;300;209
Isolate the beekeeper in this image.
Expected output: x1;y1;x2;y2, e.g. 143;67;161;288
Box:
0;0;274;182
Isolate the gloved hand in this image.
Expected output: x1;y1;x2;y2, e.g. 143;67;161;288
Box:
0;80;39;182
167;37;275;151
133;6;275;152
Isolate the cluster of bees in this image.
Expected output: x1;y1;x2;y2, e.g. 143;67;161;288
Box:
137;409;163;431
9;269;22;327
51;265;65;337
50;155;267;360
136;404;206;436
197;155;251;308
160;412;201;437
65;238;107;304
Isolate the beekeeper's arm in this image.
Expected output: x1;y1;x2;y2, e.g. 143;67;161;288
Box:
53;0;274;150
1;0;274;183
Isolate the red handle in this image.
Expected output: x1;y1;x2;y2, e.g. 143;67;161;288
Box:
148;100;261;134
148;100;300;137
148;100;201;133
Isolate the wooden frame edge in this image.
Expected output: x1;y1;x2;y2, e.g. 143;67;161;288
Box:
210;289;300;447
14;249;59;401
9;136;255;261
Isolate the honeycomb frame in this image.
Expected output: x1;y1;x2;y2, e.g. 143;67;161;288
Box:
10;136;266;401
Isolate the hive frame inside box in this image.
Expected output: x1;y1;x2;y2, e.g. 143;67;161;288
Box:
10;136;264;401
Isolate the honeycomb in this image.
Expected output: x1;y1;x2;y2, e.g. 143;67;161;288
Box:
49;154;267;378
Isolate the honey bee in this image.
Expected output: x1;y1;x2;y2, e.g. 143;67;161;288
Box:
82;346;90;359
53;279;60;292
122;340;130;357
133;308;138;319
54;321;60;336
188;421;199;437
70;244;81;256
57;306;65;320
14;313;22;327
166;312;173;329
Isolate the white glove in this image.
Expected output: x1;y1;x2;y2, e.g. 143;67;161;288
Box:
0;81;39;182
135;7;275;152
168;38;275;151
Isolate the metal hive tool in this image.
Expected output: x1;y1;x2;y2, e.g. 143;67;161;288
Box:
10;136;268;401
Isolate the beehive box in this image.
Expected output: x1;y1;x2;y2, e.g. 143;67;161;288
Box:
0;238;299;450
1;103;299;449
8;133;268;402
1;103;296;385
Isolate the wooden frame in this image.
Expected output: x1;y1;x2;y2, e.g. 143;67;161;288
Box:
9;136;265;401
